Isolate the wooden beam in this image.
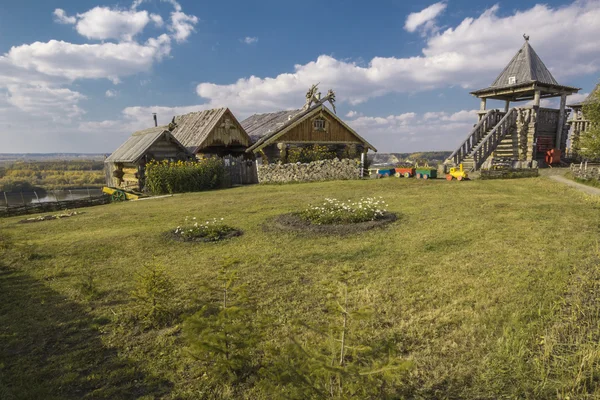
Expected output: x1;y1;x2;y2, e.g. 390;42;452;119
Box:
556;93;567;149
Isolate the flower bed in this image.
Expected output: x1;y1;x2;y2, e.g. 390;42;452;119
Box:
298;197;388;225
168;217;242;243
267;197;397;235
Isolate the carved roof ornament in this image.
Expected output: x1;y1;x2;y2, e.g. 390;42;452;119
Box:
523;33;530;41
302;83;337;114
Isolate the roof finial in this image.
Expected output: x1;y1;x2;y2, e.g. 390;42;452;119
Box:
523;33;530;41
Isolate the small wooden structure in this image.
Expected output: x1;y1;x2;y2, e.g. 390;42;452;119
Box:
446;36;580;171
170;108;251;158
241;85;377;163
567;83;599;157
104;127;192;190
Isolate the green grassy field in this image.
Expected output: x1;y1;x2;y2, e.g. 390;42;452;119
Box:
1;177;599;399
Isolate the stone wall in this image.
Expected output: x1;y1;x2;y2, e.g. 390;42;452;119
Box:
571;163;600;181
480;168;539;180
257;158;361;184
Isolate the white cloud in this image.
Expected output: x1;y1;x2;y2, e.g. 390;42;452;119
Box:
73;7;155;41
6;35;171;83
346;110;360;118
168;11;198;43
53;9;76;25
105;89;118;98
404;2;447;35
193;2;600;114
4;84;85;121
348;110;477;152
242;36;258;45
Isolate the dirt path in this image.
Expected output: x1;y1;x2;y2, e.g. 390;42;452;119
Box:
549;175;600;196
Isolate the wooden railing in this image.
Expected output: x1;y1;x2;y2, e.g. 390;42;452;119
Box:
446;109;505;165
471;108;518;171
568;119;592;134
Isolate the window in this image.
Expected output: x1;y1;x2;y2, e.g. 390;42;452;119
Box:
313;118;326;130
508;76;517;85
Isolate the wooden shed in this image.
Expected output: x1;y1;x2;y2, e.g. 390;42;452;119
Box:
104;127;192;190
170;108;252;158
241;86;376;163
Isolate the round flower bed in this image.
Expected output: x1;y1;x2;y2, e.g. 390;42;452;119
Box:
268;197;398;235
166;217;243;243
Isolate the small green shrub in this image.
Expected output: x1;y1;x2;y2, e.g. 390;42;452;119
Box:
298;197;388;225
287;145;337;164
173;217;239;242
145;158;225;195
131;263;175;328
183;259;260;383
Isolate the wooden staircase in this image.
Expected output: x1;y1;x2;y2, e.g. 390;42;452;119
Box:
446;109;518;171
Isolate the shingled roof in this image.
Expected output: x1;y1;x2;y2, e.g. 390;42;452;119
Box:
471;40;579;98
241;108;303;142
105;127;189;163
170;108;228;153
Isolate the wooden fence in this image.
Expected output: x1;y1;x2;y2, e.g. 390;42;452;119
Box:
223;155;258;185
1;188;108;218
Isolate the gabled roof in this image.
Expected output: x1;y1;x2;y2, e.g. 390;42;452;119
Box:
105;127;189;163
242;103;377;152
568;83;599;108
471;40;579;97
241;108;303;142
169;108;250;153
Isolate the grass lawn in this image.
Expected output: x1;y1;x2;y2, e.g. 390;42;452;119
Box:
1;177;599;399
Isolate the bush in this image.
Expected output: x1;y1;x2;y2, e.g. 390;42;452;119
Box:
298;197;388;225
287;145;337;164
173;217;239;242
145;159;225;195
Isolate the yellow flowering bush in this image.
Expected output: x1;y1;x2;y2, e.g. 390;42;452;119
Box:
145;158;225;195
287;145;337;164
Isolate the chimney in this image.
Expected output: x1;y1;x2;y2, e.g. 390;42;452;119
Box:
152;113;157;127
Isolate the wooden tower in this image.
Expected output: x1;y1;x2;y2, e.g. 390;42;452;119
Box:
446;36;580;170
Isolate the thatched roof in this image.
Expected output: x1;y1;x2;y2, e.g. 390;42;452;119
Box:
170;108;250;153
471;40;579;97
242;103;377;153
105;127;189;163
568;83;600;108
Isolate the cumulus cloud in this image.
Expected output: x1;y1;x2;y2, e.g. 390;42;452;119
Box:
53;9;76;24
193;2;600;115
168;11;199;43
242;36;258;45
404;2;447;35
72;7;157;41
348;110;477;152
346;110;361;118
105;89;118;98
5;84;85;120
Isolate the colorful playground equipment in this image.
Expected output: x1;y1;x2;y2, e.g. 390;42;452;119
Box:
394;167;416;178
446;164;469;181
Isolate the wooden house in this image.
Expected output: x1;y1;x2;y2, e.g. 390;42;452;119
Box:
567;83;599;156
445;36;580;170
241;86;377;163
104;127;192;190
170;108;252;158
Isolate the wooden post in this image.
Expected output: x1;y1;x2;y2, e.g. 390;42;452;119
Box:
555;93;567;149
33;191;39;203
533;90;541;107
360;152;366;178
20;191;25;206
3;191;8;207
504;100;510;112
480;98;487;111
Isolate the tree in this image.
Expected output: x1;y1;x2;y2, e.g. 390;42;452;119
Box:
183;259;261;383
579;86;600;160
262;266;412;399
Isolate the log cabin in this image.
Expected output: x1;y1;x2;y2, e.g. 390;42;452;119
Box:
445;36;580;171
104;127;193;190
241;86;377;163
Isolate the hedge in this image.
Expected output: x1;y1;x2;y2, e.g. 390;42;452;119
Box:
145;159;225;195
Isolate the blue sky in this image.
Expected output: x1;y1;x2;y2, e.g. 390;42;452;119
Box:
0;0;598;153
